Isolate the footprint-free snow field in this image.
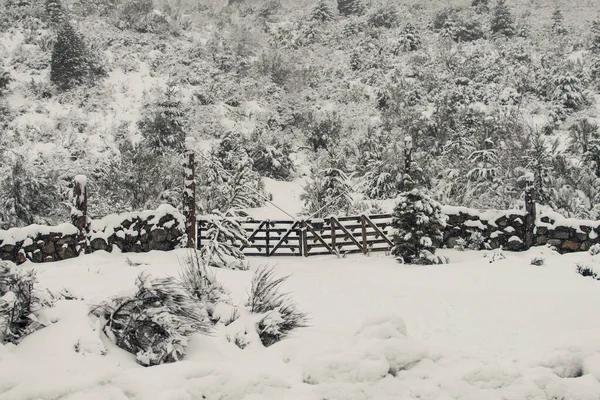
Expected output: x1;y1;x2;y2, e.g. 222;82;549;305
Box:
2;247;600;400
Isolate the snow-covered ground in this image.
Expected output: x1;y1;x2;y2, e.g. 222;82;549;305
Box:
2;247;600;399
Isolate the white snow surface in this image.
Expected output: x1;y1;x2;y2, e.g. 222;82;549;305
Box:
2;248;600;399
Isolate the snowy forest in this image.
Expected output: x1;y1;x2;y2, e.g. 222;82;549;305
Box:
1;0;600;227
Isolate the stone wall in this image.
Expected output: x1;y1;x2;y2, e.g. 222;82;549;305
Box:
0;205;187;265
441;206;529;251
441;206;600;253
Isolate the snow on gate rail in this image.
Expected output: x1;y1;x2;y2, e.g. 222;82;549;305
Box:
197;214;394;257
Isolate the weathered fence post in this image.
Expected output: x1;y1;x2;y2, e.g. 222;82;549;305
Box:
71;175;88;254
360;215;368;254
403;135;413;191
183;137;196;249
330;216;336;253
301;220;309;257
265;220;271;256
524;173;536;249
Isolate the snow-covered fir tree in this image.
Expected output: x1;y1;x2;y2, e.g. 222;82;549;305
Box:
50;23;90;90
44;0;66;25
138;85;187;156
337;0;364;17
311;0;334;23
400;23;422;52
551;8;567;36
391;188;446;265
552;74;585;111
592;20;600;53
490;0;515;37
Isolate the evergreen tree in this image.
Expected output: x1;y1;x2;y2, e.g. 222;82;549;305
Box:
524;131;557;205
138;85;187;156
45;0;66;25
553;74;585;110
400;23;422;51
311;0;334;22
300;152;352;218
472;0;489;13
490;0;515;37
570;119;600;177
551;8;567;35
591;20;600;53
367;5;399;29
50;23;90;90
391;188;446;265
337;0;364;17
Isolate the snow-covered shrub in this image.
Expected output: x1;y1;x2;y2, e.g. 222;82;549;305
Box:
490;0;515;37
200;211;249;270
90;273;211;366
138;85;187;156
575;263;599;280
553;75;586;111
249;130;295;181
301;160;352;218
44;0;66;25
0;69;11;95
399;23;422;52
179;249;233;322
589;244;600;256
367;6;399;29
485;247;506;263
453;237;467;251
468;231;490;250
530;256;545;266
303;111;342;152
113;0;170;34
246;266;308;347
0;261;48;343
391;188;447;265
337;0;365;17
592;20;600;54
311;0;334;23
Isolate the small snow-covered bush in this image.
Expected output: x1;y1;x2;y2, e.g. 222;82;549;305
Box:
576;263;599;280
0;261;48;343
90;273;211;366
179;249;232;321
391;188;447;265
485;248;506;263
589;244;600;256
468;231;490;250
530;256;545;266
200;211;250;270
246;266;308;347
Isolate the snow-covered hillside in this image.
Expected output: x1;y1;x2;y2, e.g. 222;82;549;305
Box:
2;248;600;399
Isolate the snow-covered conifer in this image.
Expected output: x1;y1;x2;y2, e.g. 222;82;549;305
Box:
490;0;516;37
50;23;90;90
311;0;334;23
337;0;364;17
391;188;446;265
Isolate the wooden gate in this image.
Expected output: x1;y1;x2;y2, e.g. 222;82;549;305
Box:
197;214;394;257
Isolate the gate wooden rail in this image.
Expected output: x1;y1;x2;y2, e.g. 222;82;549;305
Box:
197;214;394;257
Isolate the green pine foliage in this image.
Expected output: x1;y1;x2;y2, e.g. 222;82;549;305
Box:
50;23;91;90
490;0;516;37
311;0;334;23
337;0;364;17
391;188;446;265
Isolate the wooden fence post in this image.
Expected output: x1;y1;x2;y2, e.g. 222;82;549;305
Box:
183;138;196;249
524;174;536;249
265;220;271;256
301;220;309;257
71;175;88;254
330;216;336;253
360;215;368;254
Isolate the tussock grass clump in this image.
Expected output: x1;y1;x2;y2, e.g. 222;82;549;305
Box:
247;266;308;347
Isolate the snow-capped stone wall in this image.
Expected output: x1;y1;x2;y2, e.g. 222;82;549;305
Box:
0;205;187;265
442;206;529;251
442;206;600;253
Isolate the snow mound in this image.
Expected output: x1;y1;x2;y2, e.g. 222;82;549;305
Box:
303;314;427;385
